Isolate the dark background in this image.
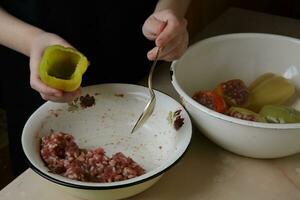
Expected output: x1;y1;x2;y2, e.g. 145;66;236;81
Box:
186;0;300;38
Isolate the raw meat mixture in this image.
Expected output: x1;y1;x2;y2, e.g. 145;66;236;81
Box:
40;132;145;183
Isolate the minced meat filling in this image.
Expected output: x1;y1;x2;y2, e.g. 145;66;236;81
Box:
40;132;145;183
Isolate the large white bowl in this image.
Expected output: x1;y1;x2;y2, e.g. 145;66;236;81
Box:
171;33;300;159
22;83;192;200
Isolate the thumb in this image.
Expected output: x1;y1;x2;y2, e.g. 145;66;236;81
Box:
142;15;166;41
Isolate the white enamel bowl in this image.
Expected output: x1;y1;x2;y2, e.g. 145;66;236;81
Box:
22;83;192;200
171;33;300;159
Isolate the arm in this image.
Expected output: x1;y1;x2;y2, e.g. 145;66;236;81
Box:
0;7;79;102
0;7;43;56
154;0;191;18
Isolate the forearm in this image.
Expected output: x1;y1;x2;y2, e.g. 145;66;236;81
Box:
0;7;44;56
155;0;191;17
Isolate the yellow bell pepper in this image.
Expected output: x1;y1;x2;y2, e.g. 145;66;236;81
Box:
247;73;295;112
39;45;89;92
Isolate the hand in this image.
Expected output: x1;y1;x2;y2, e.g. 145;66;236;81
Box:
29;32;81;102
142;9;189;61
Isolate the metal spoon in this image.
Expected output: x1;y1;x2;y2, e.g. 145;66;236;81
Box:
131;47;160;133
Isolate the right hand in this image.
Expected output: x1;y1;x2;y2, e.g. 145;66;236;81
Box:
142;9;189;61
29;32;81;102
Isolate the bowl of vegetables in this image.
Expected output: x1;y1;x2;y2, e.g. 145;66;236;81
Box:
171;33;300;158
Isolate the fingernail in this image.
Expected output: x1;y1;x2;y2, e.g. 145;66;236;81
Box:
159;22;167;33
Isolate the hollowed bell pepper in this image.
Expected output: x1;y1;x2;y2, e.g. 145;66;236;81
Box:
248;73;295;112
259;105;300;123
39;45;89;92
226;107;266;122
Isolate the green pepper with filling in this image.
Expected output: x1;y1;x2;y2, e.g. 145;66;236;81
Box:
39;45;89;92
260;105;300;123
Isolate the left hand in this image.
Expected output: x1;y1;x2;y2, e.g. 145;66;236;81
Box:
29;32;81;102
142;9;189;61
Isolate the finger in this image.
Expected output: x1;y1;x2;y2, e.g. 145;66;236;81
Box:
147;46;159;61
40;88;81;102
143;16;167;41
158;32;185;59
31;78;64;97
147;32;185;61
156;18;187;48
30;75;64;98
61;88;82;102
40;94;68;102
160;33;189;61
159;47;182;62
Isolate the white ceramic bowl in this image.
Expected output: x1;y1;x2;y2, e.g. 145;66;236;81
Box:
22;83;192;200
171;33;300;159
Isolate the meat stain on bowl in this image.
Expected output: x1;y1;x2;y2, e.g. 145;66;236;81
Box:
114;93;124;98
67;94;96;112
48;109;63;117
80;94;96;108
167;109;184;130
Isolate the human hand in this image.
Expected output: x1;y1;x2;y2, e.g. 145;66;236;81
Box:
29;32;81;102
142;9;189;61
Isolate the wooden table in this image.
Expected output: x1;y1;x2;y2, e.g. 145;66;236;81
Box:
1;8;300;200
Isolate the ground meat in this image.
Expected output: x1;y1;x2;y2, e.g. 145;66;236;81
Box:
79;94;95;108
68;94;95;112
173;110;184;130
114;93;124;97
40;132;145;183
167;110;184;130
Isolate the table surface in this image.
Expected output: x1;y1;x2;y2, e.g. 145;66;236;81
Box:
1;8;300;200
